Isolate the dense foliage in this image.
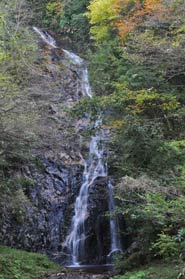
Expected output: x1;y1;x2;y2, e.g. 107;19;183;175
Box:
65;0;185;273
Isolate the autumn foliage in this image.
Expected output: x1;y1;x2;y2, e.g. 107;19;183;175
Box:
115;0;164;37
87;0;166;40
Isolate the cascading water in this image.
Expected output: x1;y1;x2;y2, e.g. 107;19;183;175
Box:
33;27;121;266
65;120;107;265
33;27;58;48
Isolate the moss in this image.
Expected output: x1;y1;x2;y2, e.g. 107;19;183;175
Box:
114;261;185;279
0;246;61;279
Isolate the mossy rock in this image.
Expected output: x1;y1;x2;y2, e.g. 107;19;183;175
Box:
0;246;61;279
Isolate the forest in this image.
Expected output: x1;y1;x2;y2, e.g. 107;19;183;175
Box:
0;0;185;278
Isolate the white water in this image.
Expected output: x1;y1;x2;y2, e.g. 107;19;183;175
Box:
33;27;121;265
107;182;122;257
65;125;107;265
33;27;91;98
33;27;58;48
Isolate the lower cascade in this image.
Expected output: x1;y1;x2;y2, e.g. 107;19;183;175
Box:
33;27;121;266
65;121;107;265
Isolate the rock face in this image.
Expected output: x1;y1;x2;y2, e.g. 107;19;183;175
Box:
1;160;83;262
0;34;112;265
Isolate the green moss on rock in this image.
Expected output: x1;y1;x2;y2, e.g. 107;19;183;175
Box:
0;246;61;279
114;261;185;279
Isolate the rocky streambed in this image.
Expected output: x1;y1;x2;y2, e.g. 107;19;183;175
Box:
43;265;114;279
43;272;112;279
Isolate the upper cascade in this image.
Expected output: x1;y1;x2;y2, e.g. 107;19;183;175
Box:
33;27;92;98
33;27;57;48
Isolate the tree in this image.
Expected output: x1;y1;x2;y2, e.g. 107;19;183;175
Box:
87;0;165;41
60;0;91;51
86;0;120;41
0;0;41;174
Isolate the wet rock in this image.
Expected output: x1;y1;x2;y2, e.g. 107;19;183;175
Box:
0;160;83;259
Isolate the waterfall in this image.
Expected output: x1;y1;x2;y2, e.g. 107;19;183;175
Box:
65;119;107;265
33;27;121;266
